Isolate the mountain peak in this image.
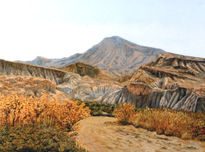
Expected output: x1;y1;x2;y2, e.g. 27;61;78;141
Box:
103;36;127;43
106;36;124;40
101;36;140;48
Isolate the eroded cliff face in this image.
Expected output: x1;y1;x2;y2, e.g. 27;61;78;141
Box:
57;75;122;102
0;59;67;84
102;83;205;112
105;53;205;112
0;59;82;100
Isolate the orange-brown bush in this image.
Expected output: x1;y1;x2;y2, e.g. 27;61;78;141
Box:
0;94;90;129
113;103;136;124
135;108;205;140
114;104;205;140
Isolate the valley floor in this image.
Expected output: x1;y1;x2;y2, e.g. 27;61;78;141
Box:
75;116;205;152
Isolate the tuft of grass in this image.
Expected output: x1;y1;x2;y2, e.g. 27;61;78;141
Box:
113;103;136;124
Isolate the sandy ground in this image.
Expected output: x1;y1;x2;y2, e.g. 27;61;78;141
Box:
75;116;205;152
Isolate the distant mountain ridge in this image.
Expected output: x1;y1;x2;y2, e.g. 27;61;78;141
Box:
23;36;165;76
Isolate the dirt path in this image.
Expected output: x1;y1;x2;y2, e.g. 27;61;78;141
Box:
75;116;205;152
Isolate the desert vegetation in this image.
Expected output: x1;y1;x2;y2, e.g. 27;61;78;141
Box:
0;124;86;152
78;101;115;116
113;103;135;124
0;94;90;151
114;103;205;141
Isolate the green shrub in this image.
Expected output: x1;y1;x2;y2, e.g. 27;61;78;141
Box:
0;123;85;152
78;101;115;117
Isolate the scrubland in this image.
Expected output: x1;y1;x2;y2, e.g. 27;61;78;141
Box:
114;103;205;141
0;94;90;152
0;92;204;152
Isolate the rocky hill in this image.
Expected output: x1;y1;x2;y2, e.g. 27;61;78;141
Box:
0;74;68;100
0;59;67;84
102;53;205;112
24;36;165;76
59;62;112;80
0;59;120;103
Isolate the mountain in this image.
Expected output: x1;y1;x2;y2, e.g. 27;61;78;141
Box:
77;36;165;76
24;36;165;76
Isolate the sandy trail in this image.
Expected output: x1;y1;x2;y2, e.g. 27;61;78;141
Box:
75;116;205;152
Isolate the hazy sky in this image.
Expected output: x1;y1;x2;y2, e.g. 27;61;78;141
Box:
0;0;205;61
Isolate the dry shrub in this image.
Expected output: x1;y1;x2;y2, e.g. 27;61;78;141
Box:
0;94;90;129
135;108;205;140
114;103;136;124
39;100;90;129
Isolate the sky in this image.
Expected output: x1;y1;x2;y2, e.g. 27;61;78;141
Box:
0;0;205;61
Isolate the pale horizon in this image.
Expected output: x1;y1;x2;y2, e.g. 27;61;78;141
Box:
0;0;205;61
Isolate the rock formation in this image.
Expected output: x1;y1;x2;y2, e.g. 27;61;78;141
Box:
101;53;205;112
0;59;68;84
1;52;205;113
59;62;112;80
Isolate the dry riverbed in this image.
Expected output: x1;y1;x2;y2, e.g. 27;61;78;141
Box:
74;116;205;152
